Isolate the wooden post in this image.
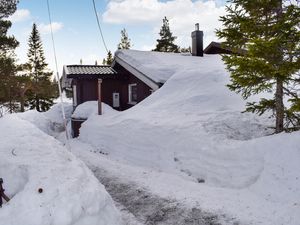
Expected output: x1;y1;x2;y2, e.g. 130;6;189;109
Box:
98;79;102;115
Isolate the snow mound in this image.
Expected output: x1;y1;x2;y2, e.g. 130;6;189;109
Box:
0;115;121;225
76;50;300;224
44;102;73;124
79;53;272;188
72;101;117;119
17;103;73;135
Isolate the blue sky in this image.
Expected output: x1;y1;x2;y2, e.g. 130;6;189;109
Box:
9;0;227;74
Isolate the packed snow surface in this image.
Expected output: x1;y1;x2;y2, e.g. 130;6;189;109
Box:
72;101;117;119
0;113;121;225
75;51;300;224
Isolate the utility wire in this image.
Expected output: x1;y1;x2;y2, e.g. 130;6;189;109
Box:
92;0;109;53
46;0;70;141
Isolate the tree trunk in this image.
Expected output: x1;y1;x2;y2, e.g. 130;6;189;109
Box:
36;96;40;112
275;79;284;133
20;92;25;112
275;0;284;133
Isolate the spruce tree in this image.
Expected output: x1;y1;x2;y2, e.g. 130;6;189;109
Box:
103;50;113;65
26;23;56;112
0;0;19;114
153;17;179;53
180;46;191;53
118;28;131;50
217;0;300;133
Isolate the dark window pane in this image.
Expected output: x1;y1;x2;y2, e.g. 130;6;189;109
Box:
131;85;137;101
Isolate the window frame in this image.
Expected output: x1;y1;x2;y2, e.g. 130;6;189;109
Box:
128;83;138;105
72;84;77;107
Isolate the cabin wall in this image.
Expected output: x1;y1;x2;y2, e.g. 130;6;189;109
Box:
72;69;153;111
70;64;156;138
73;78;126;110
71;119;85;138
113;63;153;110
101;79;123;110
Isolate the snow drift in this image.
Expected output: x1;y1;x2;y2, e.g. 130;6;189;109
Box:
75;50;299;224
72;101;117;119
79;51;273;188
0;114;121;225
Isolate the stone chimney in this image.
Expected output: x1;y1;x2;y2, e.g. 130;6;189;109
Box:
191;23;203;57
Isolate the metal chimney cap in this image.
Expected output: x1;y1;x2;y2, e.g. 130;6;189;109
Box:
195;23;199;31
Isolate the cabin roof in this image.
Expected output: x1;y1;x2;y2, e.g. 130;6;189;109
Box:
114;49;210;90
204;41;236;55
204;41;247;55
65;65;117;79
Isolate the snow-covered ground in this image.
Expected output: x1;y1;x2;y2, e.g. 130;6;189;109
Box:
0;108;121;225
2;50;299;225
73;51;299;225
72;101;117;120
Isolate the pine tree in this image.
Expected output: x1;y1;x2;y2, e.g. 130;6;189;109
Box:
216;0;300;133
153;17;179;53
180;46;191;53
102;50;113;65
0;0;19;114
26;23;56;112
118;28;131;50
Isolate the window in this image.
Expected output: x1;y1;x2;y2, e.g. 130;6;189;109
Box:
73;85;77;107
128;83;137;104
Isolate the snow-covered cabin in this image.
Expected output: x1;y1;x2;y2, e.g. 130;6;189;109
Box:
63;24;225;137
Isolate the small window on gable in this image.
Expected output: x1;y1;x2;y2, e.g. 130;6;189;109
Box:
128;83;137;105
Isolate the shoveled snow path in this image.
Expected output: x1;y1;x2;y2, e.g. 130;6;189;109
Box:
92;167;227;225
69;140;239;225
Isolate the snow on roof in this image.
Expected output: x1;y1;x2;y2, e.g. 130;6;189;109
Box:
115;49;221;85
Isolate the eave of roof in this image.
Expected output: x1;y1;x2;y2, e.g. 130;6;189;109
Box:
65;65;117;79
113;54;160;91
204;41;247;55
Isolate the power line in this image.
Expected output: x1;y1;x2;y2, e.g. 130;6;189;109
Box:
46;0;70;141
92;0;109;54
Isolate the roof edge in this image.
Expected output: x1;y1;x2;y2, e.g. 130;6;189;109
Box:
114;53;160;91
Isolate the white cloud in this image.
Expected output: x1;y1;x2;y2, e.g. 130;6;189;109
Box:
103;0;226;47
9;9;30;23
38;22;64;35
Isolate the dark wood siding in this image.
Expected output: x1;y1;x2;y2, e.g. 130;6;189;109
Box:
113;63;153;110
71;63;154;111
71;119;85;138
101;79;123;110
70;63;157;137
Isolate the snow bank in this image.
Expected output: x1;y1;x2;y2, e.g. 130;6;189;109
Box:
17;103;73;135
76;50;299;224
72;101;117;119
79;53;273;189
0;115;121;225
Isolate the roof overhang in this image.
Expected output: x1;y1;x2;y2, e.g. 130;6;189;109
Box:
114;55;160;91
204;41;247;55
65;65;118;79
